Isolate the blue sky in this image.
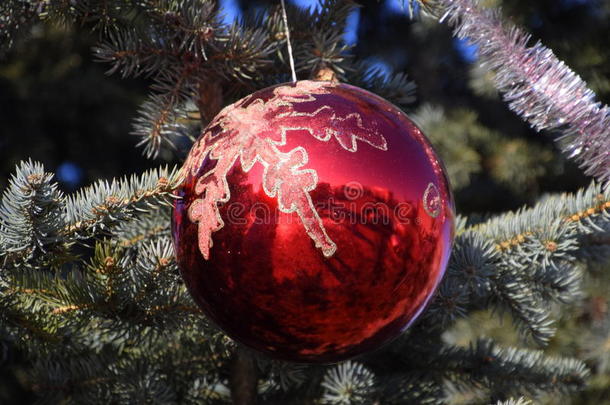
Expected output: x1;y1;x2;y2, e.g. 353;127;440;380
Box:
218;0;357;43
56;161;84;189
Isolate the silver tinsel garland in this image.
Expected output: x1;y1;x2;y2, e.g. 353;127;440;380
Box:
436;0;610;183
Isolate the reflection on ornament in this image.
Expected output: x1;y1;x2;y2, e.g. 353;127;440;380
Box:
183;81;389;260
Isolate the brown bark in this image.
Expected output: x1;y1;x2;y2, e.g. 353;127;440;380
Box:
197;77;224;127
230;346;259;405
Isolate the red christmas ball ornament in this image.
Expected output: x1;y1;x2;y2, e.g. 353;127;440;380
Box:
172;80;454;363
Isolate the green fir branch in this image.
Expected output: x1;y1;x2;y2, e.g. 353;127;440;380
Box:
94;27;177;78
64;165;181;239
423;183;609;345
0;160;67;269
496;398;532;405
321;361;376;405
437;338;589;399
346;62;417;107
379;373;444;405
115;208;171;249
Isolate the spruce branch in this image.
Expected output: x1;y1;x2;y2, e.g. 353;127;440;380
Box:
423;232;497;328
491;271;556;346
399;0;439;18
0;0;45;55
94;27;177;78
60;0;141;32
115;358;177;403
313;0;357;28
115;208;171;249
577;227;610;265
1;305;62;346
0;162;181;265
51;238;198;332
436;338;589;399
262;360;308;392
64;165;181;240
0;160;67;269
29;350;119;403
412;105;554;192
132;93;192;159
136;60;204;159
251;0;355;82
142;0;220;61
530;262;583;305
425;183;609;344
346;64;417;107
496;398;532;405
2;0;144;53
321;361;376;405
297;27;351;79
483;181;608;341
28;336;233;403
4;235;204;358
379;373;444;405
216;23;275;83
298;0;355;81
477;182;609;253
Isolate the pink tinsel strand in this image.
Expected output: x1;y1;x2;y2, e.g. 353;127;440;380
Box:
436;0;610;183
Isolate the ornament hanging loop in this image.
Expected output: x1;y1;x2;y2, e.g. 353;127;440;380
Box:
280;0;297;83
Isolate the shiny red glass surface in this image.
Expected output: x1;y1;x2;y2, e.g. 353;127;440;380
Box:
172;81;454;363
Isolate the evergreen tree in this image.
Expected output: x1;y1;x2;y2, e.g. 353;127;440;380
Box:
0;0;608;403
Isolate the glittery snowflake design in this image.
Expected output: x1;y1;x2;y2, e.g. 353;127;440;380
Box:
182;80;388;260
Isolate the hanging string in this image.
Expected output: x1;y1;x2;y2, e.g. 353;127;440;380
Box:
280;0;297;83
